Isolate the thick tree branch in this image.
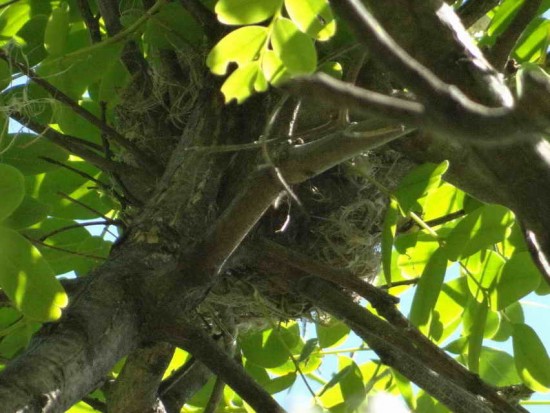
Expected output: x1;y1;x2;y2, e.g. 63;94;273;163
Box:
155;319;286;413
107;342;174;413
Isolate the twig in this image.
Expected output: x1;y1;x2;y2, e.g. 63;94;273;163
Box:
489;0;544;70
39;156;109;187
25;236;107;261
379;278;420;289
77;0;102;43
0;49;162;175
82;397;106;413
38;220;119;242
203;377;225;413
8;111;124;173
57;191;112;222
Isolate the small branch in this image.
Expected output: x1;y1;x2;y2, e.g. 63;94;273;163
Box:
57;191;112;221
38;220;119;242
159;357;213;413
39;156;109;187
379;278;420;290
9;111;124;173
295;278;526;413
77;0;102;43
489;0;544;70
82;397;107;413
155;320;286;413
457;0;501;28
25;235;107;261
203;377;225;413
96;0;155;81
0;49;162;175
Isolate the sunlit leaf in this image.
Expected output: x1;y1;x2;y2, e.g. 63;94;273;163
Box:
393;161;449;214
271;18;317;75
284;0;336;40
215;0;282;25
444;204;514;261
490;252;541;310
381;198;398;285
207;26;268;75
44;2;70;56
316;317;350;348
409;248;447;334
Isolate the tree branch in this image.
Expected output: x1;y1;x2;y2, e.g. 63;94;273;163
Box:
295;278;526;413
457;0;501;28
107;342;174;413
159;357;212;413
8;111;125;173
76;0;102;43
155;319;286;413
489;0;544;70
0;49;162;175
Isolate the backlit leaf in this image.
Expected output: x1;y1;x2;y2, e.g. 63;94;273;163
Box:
513;323;550;392
0;163;25;221
284;0;336;40
215;0;282;25
0;227;68;321
271;18;317;75
207;26;268;75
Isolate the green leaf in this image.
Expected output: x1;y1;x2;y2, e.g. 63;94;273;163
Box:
0;133;70;175
144;2;203;49
220;61;266;104
284;0;336;41
0;2;31;46
420;183;465;223
512;323;550;392
44;2;70;56
0;163;25;221
318;61;343;79
0;59;11;91
429;276;469;342
215;0;282;25
316;317;350;348
409;248;447;334
271;18;317;75
395;232;440;278
2;195;49;229
463;250;505;300
239;322;300;368
66;401;102;413
56;99;101;144
263;373;296;394
444;204;514;261
98;59;130;105
490;252;541;310
261;49;289;85
319;357;364;411
479;347;521;387
298;338;318;362
0;227;68;321
381;198;398;285
73;236;111;276
207;26;268;75
393;161;449;214
464;298;488;373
